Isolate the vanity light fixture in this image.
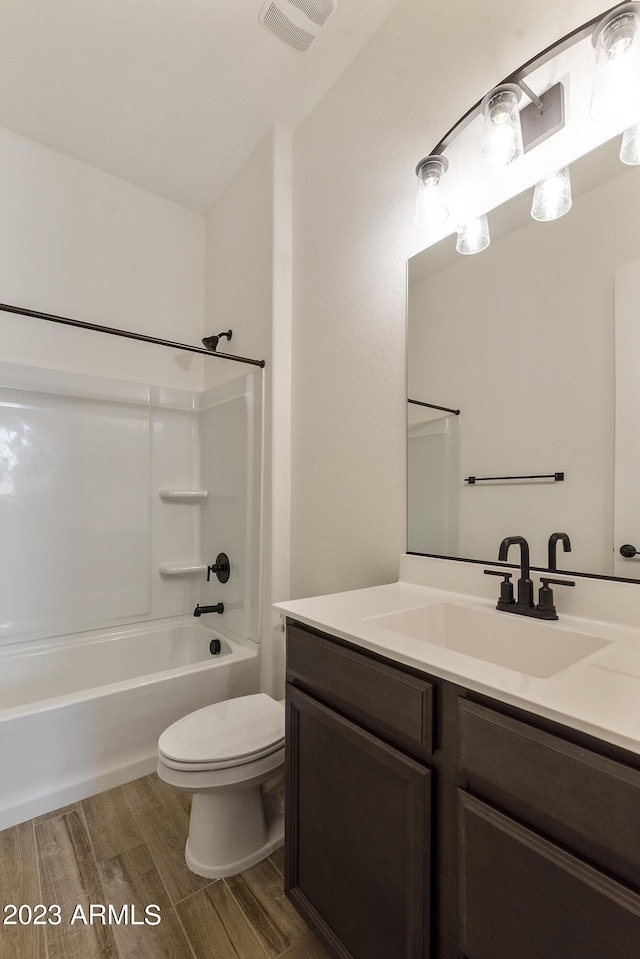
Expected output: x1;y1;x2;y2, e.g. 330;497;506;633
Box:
531;167;573;221
480;80;566;174
456;214;490;255
590;2;640;121
480;85;525;173
413;5;633;250
414;155;449;227
620;120;640;161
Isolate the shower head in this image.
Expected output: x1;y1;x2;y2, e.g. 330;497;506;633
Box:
202;330;233;352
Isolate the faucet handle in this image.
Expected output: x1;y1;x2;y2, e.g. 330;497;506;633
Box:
537;576;575;616
207;552;230;583
540;576;575;589
484;569;515;606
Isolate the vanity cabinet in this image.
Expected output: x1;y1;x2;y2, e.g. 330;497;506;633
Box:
285;623;433;959
285;619;640;959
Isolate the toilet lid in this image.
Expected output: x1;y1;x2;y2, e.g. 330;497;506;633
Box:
158;693;285;766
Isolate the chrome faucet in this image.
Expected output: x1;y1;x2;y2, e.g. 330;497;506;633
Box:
485;535;575;620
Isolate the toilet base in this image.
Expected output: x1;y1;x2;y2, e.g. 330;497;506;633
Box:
185;811;284;879
182;777;285;879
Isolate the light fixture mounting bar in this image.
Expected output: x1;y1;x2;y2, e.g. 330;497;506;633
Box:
517;80;543;110
519;81;565;153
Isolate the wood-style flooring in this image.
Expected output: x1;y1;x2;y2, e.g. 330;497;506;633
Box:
0;774;331;959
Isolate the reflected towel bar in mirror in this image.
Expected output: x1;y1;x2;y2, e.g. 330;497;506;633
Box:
465;472;565;484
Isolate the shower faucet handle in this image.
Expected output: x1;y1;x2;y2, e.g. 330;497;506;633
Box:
207;552;230;584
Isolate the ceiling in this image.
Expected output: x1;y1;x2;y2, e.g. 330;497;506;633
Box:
0;0;401;212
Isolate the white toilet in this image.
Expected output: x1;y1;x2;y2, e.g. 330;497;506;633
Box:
157;693;285;879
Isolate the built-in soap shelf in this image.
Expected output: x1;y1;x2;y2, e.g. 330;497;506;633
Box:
159;488;208;502
159;563;207;577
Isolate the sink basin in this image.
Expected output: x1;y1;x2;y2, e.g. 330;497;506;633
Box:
365;602;612;678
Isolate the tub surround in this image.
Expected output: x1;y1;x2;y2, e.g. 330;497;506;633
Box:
0;359;262;649
276;554;640;755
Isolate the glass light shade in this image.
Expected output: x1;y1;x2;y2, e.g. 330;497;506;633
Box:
456;215;490;255
590;7;640;121
531;168;572;221
620;121;640;162
480;86;524;174
415;157;449;227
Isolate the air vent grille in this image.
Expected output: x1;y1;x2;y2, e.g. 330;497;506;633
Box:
287;0;336;26
262;3;315;51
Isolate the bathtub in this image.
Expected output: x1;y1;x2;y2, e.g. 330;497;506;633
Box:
0;617;260;830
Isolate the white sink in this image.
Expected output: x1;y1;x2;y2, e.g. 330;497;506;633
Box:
365;602;612;678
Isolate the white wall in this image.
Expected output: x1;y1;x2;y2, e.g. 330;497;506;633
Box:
0;126;205;390
290;0;608;599
204;133;274;390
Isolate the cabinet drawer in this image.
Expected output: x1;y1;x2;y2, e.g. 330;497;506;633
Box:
287;622;433;756
459;698;640;885
459;791;640;959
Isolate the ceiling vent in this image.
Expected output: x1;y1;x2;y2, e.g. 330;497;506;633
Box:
259;0;338;53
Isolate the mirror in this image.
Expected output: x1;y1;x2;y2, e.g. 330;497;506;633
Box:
408;135;640;580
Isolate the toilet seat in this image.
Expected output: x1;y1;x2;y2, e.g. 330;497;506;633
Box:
158;693;285;772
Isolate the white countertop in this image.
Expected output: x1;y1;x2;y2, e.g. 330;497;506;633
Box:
275;556;640;756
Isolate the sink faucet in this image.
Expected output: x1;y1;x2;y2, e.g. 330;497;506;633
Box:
548;532;571;571
498;535;534;609
485;535;575;620
194;603;224;617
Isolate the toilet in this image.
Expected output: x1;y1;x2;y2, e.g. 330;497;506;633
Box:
157;693;285;879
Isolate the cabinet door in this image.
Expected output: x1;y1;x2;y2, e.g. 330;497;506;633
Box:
286;685;431;959
459;791;640;959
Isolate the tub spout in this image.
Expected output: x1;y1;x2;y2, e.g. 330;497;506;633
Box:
194;603;224;617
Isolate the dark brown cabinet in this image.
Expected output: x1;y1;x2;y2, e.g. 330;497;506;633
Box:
285;618;640;959
286;686;431;959
459;791;640;959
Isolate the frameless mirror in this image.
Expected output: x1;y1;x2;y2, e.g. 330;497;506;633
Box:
407;135;640;580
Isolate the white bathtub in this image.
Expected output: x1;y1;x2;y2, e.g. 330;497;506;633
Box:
0;617;260;830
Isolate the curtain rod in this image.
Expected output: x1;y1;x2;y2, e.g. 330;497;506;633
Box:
408;398;460;415
0;302;266;369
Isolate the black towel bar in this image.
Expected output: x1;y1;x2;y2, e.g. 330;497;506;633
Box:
465;472;564;484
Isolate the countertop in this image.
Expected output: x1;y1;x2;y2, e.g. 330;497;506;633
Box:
275;555;640;757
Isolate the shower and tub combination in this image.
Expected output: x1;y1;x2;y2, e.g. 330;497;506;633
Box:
0;618;259;830
0;323;269;840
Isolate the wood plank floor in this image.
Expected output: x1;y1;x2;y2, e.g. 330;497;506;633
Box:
0;774;332;959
